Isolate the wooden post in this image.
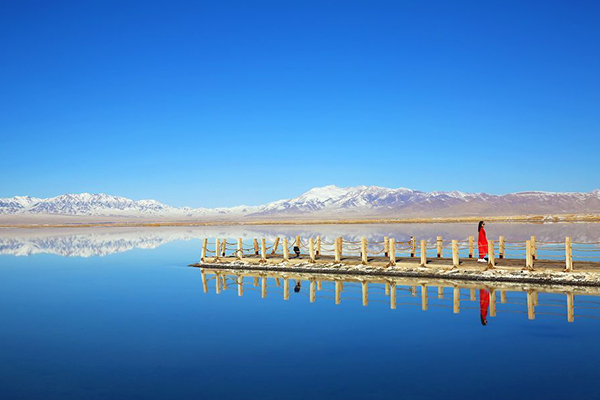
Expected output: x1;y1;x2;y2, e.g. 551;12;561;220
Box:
421;285;428;311
310;279;316;303
437;236;443;258
214;238;220;261
531;235;537;260
309;238;316;263
567;292;574;322
253;238;259;255
295;236;301;248
526;240;533;270
499;236;505;259
527;290;535;320
335;281;342;305
501;290;507;303
361;237;368;265
201;238;208;262
389;238;396;266
420;240;427;267
410;237;416;258
283;278;289;300
488;240;495;268
271;237;280;255
335;237;342;263
201;269;208;293
283;238;289;261
453;287;460;314
390;282;397;310
384;236;389;257
362;281;368;306
438;286;444;299
260;238;267;263
237;238;243;260
490;290;497;317
261;276;267;298
316;236;321;257
468;236;474;258
452;240;459;268
237;276;243;297
565;237;573;272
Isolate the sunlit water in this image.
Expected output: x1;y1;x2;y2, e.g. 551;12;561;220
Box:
1;224;600;399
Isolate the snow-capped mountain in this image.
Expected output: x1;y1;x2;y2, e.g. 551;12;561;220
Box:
1;186;600;219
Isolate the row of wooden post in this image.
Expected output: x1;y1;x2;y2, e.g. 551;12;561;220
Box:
201;235;575;272
202;270;576;322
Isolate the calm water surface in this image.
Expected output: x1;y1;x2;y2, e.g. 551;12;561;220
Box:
1;224;600;399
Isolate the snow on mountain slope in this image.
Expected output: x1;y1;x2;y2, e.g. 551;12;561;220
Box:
2;186;600;219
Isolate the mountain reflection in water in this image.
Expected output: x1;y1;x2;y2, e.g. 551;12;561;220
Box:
1;223;600;257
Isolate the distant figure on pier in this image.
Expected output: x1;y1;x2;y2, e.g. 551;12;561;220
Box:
480;289;490;325
294;280;302;293
477;221;488;263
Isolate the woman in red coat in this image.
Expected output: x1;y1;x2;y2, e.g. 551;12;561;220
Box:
477;221;488;262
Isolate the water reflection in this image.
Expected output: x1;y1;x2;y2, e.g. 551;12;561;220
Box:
199;267;598;324
1;223;599;257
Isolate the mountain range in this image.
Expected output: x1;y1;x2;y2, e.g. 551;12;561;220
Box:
2;186;600;220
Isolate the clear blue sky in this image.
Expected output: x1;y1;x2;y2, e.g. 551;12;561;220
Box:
1;0;599;207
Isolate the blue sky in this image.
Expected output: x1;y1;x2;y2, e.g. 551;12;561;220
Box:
1;0;599;207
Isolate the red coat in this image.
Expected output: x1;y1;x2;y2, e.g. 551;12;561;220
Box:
480;289;490;320
478;227;488;258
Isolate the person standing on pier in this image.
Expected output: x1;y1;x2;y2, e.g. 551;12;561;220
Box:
477;221;488;263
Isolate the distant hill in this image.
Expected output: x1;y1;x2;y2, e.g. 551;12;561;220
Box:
2;186;600;220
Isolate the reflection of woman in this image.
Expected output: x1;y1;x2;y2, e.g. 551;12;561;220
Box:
477;221;488;263
294;281;302;293
480;289;490;325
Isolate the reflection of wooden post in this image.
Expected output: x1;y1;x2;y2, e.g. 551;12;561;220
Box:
361;237;368;265
421;285;428;311
221;275;227;290
335;281;341;305
260;276;267;298
488;240;495;268
275;278;281;287
362;281;368;306
565;237;573;272
283;238;289;261
385;283;390;295
237;276;243;297
531;236;537;260
390;282;397;310
317;281;322;291
567;292;574;322
499;236;505;259
215;273;221;294
214;238;220;261
438;286;444;299
384;237;389;257
253;277;259;287
316;236;321;257
526;240;533;270
334;237;342;263
490;290;496;317
389;238;396;266
283;278;289;300
452;240;459;268
421;240;427;266
527;290;535;320
501;290;507;303
260;238;267;263
309;238;316;263
468;236;474;258
237;238;243;260
253;238;259;255
437;236;443;258
470;288;476;301
410;237;416;257
271;238;280;255
411;286;417;297
310;279;316;303
201;238;208;262
201;269;208;293
453;287;460;313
